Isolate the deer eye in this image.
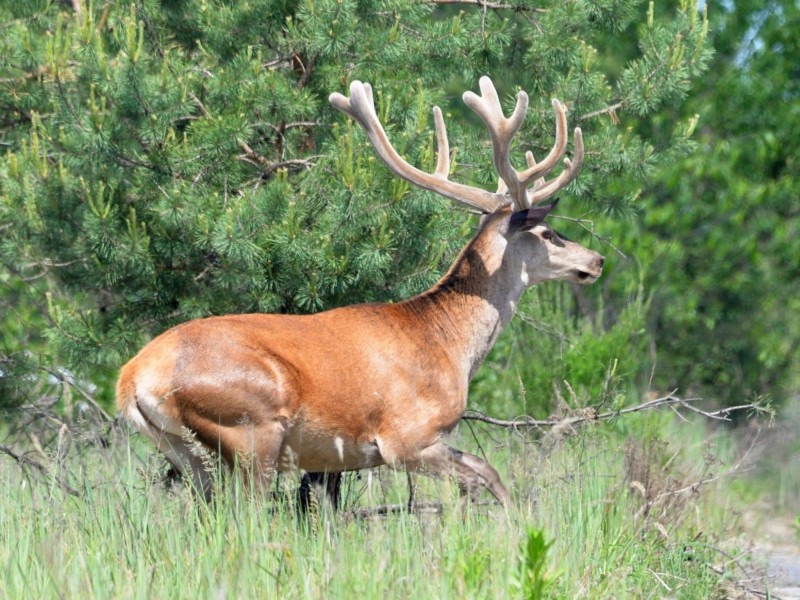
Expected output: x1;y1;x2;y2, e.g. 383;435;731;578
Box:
541;229;553;241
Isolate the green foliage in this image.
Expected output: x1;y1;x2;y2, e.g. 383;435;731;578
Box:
515;527;558;599
472;279;649;416
0;266;51;410
622;0;800;402
0;0;711;409
0;411;746;598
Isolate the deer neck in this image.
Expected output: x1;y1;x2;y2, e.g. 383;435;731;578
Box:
403;218;527;382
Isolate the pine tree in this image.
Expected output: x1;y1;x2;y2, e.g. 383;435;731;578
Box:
0;0;711;408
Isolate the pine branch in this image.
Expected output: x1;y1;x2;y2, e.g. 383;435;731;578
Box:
56;0;82;19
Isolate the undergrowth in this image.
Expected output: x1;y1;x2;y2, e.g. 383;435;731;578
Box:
0;406;764;599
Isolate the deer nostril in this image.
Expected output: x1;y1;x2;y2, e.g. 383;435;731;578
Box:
598;256;605;269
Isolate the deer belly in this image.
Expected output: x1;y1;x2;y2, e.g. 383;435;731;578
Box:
278;427;384;472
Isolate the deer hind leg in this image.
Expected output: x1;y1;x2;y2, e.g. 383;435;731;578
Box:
184;418;288;496
414;441;510;507
121;396;215;499
150;430;215;500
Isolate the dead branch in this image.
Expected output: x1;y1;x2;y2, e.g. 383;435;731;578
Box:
624;425;762;532
190;91;319;175
237;140;268;166
462;393;769;430
706;563;772;599
240;156;323;179
349;501;443;519
188;91;212;118
348;499;497;520
703;543;770;597
0;443;80;497
264;121;319;133
427;0;547;11
580;101;624;122
43;367;114;423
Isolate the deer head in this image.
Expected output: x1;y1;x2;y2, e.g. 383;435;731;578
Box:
330;76;603;291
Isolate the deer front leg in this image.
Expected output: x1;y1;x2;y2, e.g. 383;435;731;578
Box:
298;471;342;513
415;441;510;507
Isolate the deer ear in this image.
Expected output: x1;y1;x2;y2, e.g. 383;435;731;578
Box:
509;198;559;232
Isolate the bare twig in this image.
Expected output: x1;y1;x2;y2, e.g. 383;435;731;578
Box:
42;367;114;423
350;500;443;519
238;140;268;166
264;121;319;133
706;564;772;599
0;443;80;497
462;392;767;430
297;53;317;88
550;213;629;259
188;92;211;118
580;57;679;124
580;101;624;122
427;0;547;11
703;544;764;585
649;431;760;507
263;56;294;70
241;156;323;180
674;400;767;422
348;499;497;519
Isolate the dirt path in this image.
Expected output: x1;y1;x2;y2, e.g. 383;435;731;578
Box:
768;551;800;599
756;517;800;598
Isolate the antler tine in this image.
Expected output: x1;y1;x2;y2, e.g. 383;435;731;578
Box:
524;151;546;192
329;81;507;213
463;77;530;210
528;127;584;204
516;99;569;191
462;77;584;210
432;106;450;178
330;79;584;213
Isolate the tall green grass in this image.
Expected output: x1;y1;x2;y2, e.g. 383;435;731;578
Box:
0;412;753;599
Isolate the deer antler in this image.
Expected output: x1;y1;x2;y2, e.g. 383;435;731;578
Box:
329;81;506;213
463;77;584;209
329;77;583;213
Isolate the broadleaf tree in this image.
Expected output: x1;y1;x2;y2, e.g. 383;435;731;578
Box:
623;0;800;402
0;0;711;412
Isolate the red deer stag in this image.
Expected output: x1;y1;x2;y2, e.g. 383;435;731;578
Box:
117;77;604;507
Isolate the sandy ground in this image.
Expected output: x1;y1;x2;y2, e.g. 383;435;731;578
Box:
768;553;800;599
756;517;800;599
